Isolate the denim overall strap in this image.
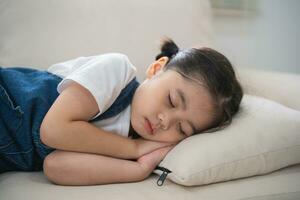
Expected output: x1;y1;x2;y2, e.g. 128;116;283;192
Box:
90;77;140;122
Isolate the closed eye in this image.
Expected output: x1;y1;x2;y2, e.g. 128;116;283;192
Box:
178;123;186;136
168;93;186;136
168;93;175;107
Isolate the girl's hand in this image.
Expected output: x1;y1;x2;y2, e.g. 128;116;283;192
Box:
137;145;175;177
134;138;175;158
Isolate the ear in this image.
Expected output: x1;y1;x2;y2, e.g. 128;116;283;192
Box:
146;56;169;79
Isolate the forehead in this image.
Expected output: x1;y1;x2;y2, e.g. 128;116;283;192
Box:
163;69;210;99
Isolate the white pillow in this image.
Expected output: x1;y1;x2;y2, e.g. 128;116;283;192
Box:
154;95;300;186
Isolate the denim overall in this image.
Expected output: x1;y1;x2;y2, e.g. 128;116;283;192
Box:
0;67;139;173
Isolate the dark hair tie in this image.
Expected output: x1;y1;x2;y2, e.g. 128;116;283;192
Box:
155;37;179;60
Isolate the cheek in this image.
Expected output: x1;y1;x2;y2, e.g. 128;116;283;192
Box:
137;93;164;113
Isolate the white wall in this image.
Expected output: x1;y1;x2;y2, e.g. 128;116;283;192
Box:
211;0;300;74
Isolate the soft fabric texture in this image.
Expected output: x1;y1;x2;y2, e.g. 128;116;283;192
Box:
236;67;300;111
48;53;137;137
0;0;213;80
154;94;300;186
1;165;300;200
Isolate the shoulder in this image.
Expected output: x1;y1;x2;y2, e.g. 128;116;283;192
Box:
95;53;135;69
92;53;137;80
101;53;129;61
48;53;136;75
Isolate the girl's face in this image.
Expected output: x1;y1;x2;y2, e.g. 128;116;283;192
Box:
130;57;215;143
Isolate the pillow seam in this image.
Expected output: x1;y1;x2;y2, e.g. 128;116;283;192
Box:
171;144;300;181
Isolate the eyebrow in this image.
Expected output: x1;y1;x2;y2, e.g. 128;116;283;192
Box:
175;88;197;135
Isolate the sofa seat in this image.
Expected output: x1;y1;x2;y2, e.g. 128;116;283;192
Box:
1;164;300;200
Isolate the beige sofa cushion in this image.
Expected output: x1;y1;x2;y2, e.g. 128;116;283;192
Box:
154;95;300;186
237;68;300;111
1;165;300;200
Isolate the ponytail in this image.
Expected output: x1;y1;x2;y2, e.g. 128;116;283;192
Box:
155;37;179;61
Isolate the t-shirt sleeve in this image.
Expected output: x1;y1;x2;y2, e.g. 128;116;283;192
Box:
56;53;137;118
47;56;98;76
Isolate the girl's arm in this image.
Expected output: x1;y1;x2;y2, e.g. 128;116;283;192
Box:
40;82;171;160
43;146;173;186
40;82;137;159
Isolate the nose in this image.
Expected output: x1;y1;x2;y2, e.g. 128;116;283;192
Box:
157;112;177;131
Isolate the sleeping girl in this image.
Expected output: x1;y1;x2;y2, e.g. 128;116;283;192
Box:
0;37;243;185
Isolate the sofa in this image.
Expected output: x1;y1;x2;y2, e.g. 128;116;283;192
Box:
0;1;299;199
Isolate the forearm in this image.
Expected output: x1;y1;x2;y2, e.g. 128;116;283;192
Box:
40;120;137;160
43;150;149;186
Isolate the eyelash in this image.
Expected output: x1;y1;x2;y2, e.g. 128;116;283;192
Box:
168;93;175;107
178;123;186;136
169;93;185;136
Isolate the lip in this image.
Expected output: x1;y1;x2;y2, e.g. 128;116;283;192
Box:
144;118;154;135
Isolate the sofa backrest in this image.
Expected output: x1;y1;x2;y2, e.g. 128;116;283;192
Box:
237;68;300;111
0;0;213;80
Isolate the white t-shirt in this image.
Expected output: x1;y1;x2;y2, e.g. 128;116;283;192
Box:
47;53;137;138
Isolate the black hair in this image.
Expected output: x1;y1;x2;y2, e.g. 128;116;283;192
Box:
155;37;243;133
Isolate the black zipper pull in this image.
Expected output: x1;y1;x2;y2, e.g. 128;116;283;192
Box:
155;166;172;186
